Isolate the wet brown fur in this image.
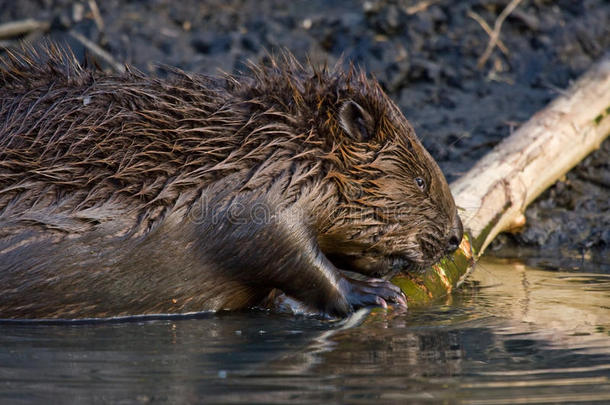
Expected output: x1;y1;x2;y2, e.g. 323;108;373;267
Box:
0;44;461;319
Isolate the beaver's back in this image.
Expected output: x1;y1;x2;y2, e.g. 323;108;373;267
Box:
1;47;245;224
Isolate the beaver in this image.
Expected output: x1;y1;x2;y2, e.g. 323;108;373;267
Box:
0;44;462;319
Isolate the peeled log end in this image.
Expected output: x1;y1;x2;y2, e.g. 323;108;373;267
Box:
391;234;476;306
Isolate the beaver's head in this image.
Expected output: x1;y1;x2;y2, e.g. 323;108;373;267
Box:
311;73;463;277
226;57;461;277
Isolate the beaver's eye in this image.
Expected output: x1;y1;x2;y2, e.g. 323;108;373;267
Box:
415;177;426;191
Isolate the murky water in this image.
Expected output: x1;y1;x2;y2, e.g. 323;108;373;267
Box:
1;257;609;404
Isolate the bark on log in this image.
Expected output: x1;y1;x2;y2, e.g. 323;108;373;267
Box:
452;54;610;255
392;54;610;305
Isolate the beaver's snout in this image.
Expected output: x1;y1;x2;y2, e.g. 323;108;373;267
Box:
446;214;463;254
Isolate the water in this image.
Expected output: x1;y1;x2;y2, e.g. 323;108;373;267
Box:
1;257;609;404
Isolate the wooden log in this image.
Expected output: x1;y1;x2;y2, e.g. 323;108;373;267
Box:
393;54;610;305
452;55;610;255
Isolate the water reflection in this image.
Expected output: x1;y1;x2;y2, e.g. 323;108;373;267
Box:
1;258;609;404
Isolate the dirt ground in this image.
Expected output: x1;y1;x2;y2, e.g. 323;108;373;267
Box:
1;0;608;267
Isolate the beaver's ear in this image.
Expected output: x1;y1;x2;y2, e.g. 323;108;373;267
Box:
339;100;375;142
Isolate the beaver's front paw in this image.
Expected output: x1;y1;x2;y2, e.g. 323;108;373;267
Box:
339;277;407;311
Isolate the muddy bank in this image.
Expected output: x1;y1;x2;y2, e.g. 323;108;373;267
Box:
1;0;608;260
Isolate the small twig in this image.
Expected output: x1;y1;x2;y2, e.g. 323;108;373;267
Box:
467;10;509;56
0;19;50;39
477;0;524;69
0;26;45;50
404;0;439;15
87;0;105;32
69;30;125;73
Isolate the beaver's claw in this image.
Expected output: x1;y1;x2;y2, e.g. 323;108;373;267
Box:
340;276;407;311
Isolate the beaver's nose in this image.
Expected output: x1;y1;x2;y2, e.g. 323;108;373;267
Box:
446;214;463;254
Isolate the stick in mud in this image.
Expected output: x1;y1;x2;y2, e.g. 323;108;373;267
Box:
68;30;125;73
477;0;524;68
0;19;49;40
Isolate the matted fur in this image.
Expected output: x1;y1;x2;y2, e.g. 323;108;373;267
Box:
0;44;461;318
